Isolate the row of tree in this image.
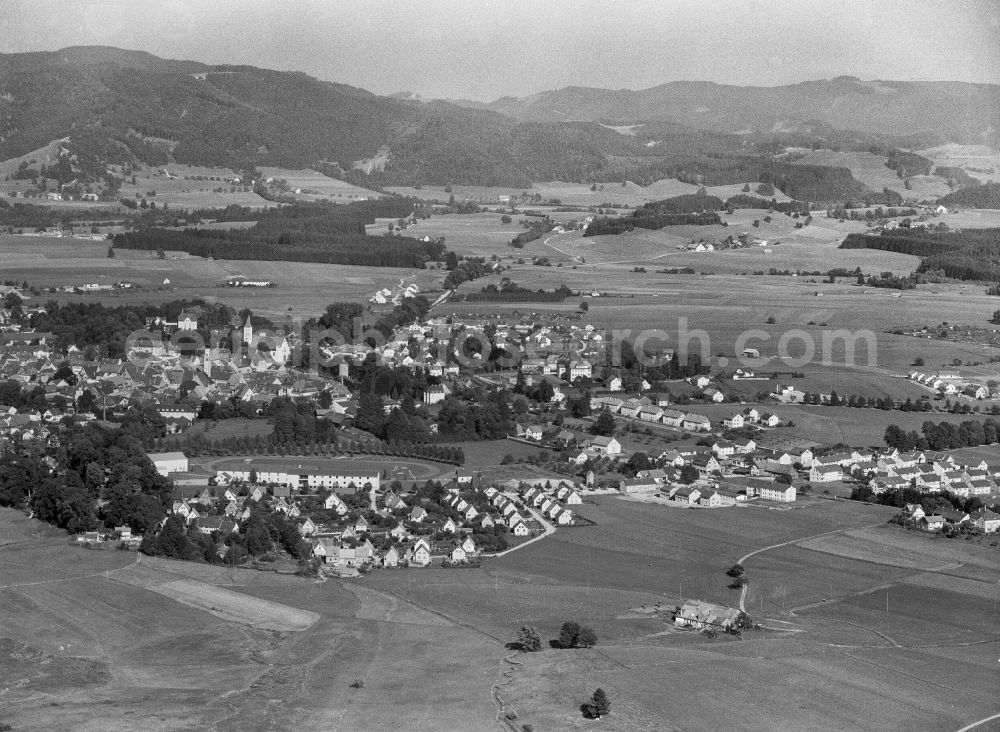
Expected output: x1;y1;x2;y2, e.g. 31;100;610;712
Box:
884;417;1000;451
842;226;1000;282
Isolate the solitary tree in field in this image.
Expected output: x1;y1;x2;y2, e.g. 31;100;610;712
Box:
558;621;580;648
558;621;597;648
583;688;611;718
576;626;597;648
516;625;542;652
726;563;745;578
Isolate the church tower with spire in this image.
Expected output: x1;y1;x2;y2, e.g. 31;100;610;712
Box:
242;312;253;348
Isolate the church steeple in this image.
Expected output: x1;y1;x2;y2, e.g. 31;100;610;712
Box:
242;312;253;346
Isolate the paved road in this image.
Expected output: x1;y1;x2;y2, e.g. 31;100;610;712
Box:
485;497;556;559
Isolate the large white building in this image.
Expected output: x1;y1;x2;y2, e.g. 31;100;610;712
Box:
219;462;380;493
147;451;189;476
758;484;797;502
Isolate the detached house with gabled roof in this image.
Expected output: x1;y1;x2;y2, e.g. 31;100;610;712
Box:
586;435;621;456
973;508;1000;533
809;465;842;483
409;538;432;566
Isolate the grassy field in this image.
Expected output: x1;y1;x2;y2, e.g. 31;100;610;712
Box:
118;163;271;210
0;508;499;731
692;402;1000;449
386;178;793;208
3;476;997;730
916;144;1000;184
789;149;953;200
359;496;999;731
445;257;1000;377
368;212;527;257
256;166;381;202
0;234;445;320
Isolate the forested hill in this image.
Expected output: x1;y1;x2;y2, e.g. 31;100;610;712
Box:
0;46;412;171
840;227;1000;281
937;182;1000;210
469;78;1000;146
2;47;990;197
0;47;639;187
112;200;447;268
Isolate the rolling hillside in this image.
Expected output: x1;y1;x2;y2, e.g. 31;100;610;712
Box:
470;78;1000;146
1;47;993;198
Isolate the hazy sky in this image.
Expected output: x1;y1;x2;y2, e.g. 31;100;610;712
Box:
2;0;999;100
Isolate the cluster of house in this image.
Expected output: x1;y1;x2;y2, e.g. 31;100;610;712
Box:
619;458;796;505
908;371;994;400
308;477;572;569
861;448;1000;498
0;299;732;452
508;482;578;526
674;600;747;631
597;423;996;506
679;232;768;253
589;394;719;428
0;403;61;446
900;503;1000;534
369;282;420;306
150;449;574;568
0;313;357;436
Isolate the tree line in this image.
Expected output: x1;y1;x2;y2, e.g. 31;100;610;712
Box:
28;299;264;357
841;227;1000;282
112;227;445;268
0;419;173;537
884;417;1000;451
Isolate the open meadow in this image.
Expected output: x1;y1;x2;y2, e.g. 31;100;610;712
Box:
1;473;997;731
789;149;953;200
368;212;527;257
360;497;1000;731
0;508;500;731
447;264;1000;378
916;144;1000;184
256;166;381;202
386;178;793;208
689;403;1000;451
0;234;445;320
117;164;270;210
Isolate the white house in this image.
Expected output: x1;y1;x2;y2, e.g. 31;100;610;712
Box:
409;538;432;566
587;435;621;456
809;466;842;483
759;484;796;502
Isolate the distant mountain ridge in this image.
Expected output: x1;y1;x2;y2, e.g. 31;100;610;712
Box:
0;47;995;196
459;77;1000;144
0;46;647;187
